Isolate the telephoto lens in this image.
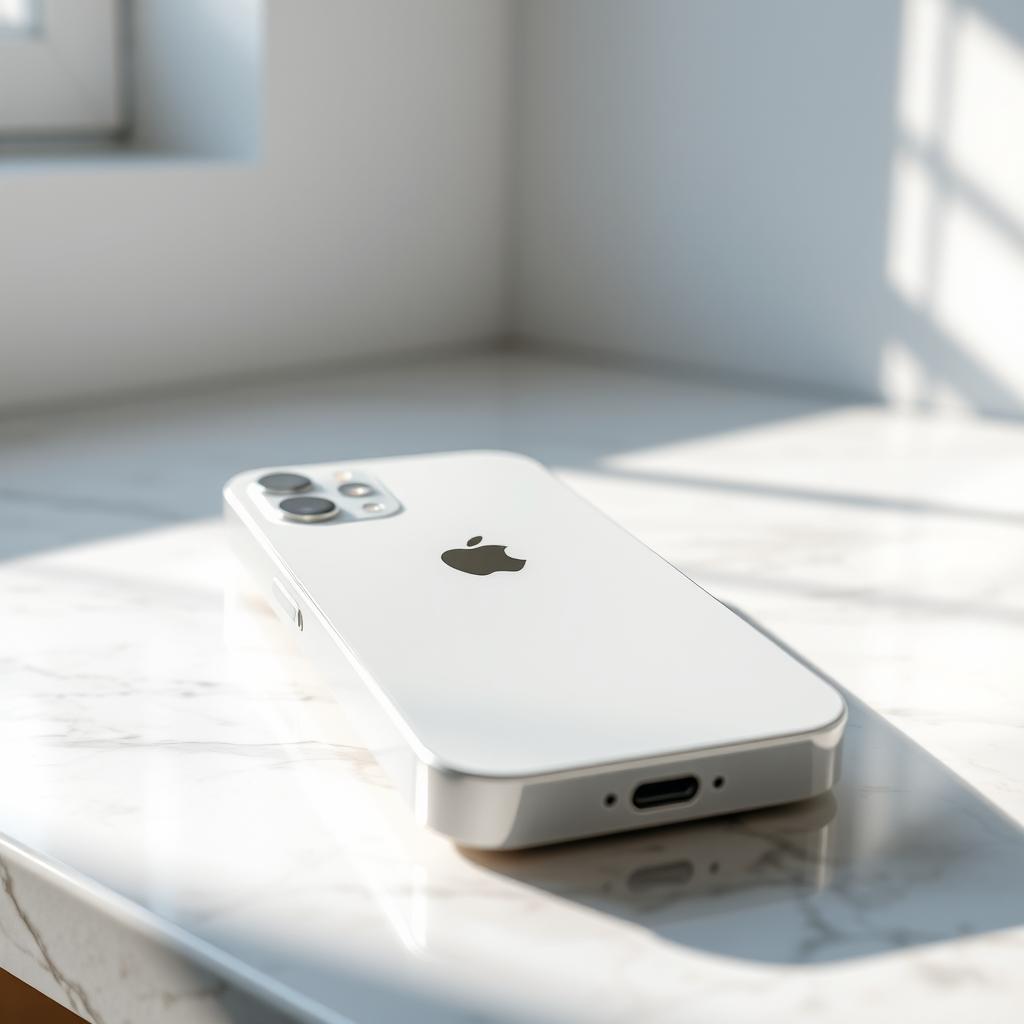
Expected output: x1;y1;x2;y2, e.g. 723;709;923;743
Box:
258;472;312;494
279;496;338;522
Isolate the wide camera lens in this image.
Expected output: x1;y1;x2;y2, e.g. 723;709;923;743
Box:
258;472;312;494
279;496;338;522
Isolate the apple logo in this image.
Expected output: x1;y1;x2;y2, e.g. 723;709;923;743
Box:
441;535;526;576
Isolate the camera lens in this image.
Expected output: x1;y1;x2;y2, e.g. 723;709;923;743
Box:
258;472;312;494
279;496;338;522
339;482;375;498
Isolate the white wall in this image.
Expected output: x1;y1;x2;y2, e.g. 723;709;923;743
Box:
513;0;1024;417
0;0;511;408
6;0;1023;418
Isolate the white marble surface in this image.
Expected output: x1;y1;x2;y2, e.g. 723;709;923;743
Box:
2;352;1024;1023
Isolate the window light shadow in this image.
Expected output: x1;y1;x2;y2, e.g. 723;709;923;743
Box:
580;461;1024;529
882;0;1024;415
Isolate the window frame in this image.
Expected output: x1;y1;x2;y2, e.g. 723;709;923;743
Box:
0;0;125;139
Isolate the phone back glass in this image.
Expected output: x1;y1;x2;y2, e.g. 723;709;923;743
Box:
228;452;845;777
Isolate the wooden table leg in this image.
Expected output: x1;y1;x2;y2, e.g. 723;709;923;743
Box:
0;968;83;1022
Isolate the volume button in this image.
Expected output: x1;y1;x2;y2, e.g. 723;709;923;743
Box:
271;578;303;631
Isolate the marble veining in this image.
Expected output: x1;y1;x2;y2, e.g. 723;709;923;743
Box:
1;353;1024;1022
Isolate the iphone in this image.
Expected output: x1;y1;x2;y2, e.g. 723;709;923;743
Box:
223;450;845;849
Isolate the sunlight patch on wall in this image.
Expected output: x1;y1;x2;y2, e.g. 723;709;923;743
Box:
880;339;970;411
886;151;936;306
934;198;1024;397
0;0;36;34
896;0;948;145
883;0;1024;412
947;11;1024;230
880;340;929;407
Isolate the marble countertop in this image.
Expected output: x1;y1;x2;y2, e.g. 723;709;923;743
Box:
2;352;1024;1023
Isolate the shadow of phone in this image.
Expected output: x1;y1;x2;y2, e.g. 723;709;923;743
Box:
463;610;1024;964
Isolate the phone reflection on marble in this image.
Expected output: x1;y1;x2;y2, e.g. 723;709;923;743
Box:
353;793;838;966
465;792;836;919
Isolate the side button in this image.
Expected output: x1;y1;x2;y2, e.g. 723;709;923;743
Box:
271;578;303;631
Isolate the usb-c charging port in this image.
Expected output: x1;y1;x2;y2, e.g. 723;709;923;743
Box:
632;775;699;809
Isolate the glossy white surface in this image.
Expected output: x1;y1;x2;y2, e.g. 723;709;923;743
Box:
2;353;1024;1022
226;451;843;775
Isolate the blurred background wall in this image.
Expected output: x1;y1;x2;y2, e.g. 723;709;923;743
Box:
513;0;1024;418
0;0;511;409
2;0;1023;418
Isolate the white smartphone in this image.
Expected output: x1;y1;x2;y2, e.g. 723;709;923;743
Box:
223;450;845;850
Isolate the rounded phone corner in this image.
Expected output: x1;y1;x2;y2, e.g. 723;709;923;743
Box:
412;755;526;850
813;687;849;748
221;479;242;509
223;467;260;498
